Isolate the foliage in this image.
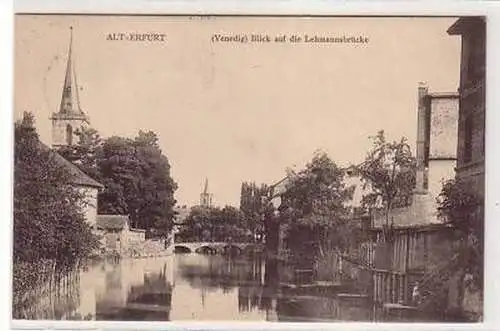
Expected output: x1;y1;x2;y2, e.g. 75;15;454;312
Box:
57;127;102;180
13;112;100;299
414;178;483;320
57;129;178;233
239;182;268;238
282;151;353;225
352;130;416;227
279;151;357;253
178;205;251;242
437;177;484;293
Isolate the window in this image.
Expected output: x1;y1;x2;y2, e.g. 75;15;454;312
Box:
66;124;73;145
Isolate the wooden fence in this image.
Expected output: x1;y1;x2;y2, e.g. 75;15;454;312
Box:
337;223;458;307
370;224;457;273
372;268;415;305
328;250;419;306
282;221;458;310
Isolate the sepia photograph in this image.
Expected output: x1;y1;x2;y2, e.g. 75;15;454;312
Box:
12;14;485;323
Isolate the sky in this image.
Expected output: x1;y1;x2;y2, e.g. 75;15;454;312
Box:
14;15;461;207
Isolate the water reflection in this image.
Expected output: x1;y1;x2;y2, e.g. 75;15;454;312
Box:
17;253;389;322
94;258;174;321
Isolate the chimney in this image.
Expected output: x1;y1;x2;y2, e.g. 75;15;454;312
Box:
415;82;429;193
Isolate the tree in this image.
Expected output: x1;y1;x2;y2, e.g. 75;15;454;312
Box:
415;178;484;320
178;205;248;242
280;151;355;258
352;130;416;237
180;206;215;241
13;112;99;299
220;206;248;241
240;182;268;239
98;136;139;216
131;131;178;233
57;126;102;180
59;128;178;233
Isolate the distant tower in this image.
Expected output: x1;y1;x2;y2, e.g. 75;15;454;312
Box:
50;27;90;148
200;178;213;207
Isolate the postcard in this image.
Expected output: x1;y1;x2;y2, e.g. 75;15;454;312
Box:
12;13;485;325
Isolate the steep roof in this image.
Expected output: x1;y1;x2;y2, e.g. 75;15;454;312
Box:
203;178;209;194
50;27;89;123
40;143;104;189
96;215;129;230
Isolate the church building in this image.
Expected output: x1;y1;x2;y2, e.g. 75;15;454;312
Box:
50;27;90;148
46;27;173;257
200;178;213;208
50;27;103;228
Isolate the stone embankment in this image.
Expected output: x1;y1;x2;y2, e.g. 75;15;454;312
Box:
123;238;173;258
98;238;173;259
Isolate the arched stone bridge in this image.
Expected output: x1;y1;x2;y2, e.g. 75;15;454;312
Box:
174;242;264;254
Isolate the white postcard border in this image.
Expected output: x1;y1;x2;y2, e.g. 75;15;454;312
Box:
3;1;500;330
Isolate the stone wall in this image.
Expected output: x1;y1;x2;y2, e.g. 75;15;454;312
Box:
124;238;170;258
96;225;174;258
95;229;126;256
126;228;146;244
372;192;440;228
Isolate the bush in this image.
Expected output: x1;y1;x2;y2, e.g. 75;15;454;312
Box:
13;112;100;302
437;178;483;293
416;177;484;320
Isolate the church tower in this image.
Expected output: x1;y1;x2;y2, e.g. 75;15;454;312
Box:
200;178;213;208
51;27;90;148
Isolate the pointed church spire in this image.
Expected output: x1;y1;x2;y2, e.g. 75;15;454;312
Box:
203;178;209;194
51;26;90;148
56;26;87;121
200;178;213;207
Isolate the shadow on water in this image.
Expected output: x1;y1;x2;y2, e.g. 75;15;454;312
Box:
14;253;441;322
95;258;174;321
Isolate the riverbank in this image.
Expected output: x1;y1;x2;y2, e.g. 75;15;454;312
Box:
97;236;174;259
13;243;175;316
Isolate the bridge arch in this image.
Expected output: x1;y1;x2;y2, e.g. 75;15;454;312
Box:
195;245;218;254
174;245;192;253
172;242;264;255
222;244;243;255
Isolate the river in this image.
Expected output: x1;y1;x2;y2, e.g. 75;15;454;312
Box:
15;253;415;322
